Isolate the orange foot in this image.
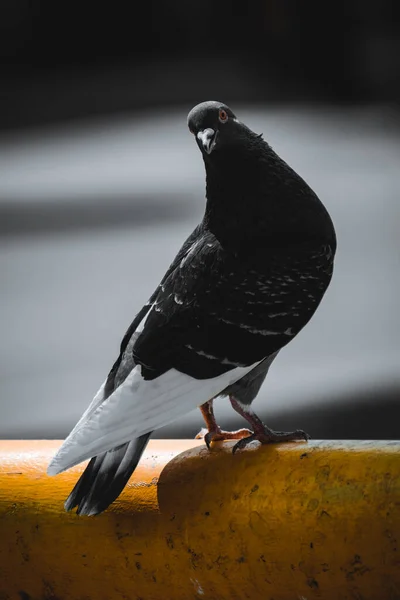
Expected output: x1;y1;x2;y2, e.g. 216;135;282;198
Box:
195;427;252;449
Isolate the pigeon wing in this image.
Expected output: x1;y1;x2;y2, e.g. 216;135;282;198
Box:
47;227;262;475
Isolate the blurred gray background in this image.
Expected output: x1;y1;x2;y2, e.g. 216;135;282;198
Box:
1;1;399;440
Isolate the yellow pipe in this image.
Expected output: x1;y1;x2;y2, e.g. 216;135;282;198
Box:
0;439;399;600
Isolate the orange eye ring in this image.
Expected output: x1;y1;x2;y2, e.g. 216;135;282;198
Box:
219;109;228;123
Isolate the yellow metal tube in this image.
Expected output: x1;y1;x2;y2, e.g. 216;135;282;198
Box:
0;439;399;600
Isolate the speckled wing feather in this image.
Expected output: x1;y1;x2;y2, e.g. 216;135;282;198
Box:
133;229;335;380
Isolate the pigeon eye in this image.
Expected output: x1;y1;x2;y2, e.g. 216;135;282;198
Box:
219;109;228;123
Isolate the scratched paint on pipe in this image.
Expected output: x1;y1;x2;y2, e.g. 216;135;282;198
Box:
0;440;399;600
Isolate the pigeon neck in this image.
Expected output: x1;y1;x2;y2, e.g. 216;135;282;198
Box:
202;144;336;253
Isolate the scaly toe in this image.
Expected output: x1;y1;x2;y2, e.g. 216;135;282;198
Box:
196;428;253;450
266;429;310;443
232;429;310;454
232;433;258;454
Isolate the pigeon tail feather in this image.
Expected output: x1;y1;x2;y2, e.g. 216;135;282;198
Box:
64;433;152;516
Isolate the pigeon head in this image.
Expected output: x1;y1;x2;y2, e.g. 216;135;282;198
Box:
187;101;252;158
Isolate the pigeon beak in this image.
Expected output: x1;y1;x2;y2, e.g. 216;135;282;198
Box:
197;128;217;154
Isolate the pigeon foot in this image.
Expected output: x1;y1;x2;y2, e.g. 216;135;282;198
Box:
232;428;310;454
195;427;252;450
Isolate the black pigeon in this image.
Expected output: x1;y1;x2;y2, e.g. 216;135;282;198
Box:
48;101;336;515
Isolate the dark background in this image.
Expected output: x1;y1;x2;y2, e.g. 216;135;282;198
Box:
1;1;399;440
1;1;400;131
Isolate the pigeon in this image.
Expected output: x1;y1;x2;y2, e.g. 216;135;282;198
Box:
47;101;336;515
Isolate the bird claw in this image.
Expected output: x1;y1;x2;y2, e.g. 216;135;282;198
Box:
195;427;252;450
232;429;310;454
195;428;209;440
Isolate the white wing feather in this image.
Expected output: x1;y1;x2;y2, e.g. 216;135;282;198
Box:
47;360;260;475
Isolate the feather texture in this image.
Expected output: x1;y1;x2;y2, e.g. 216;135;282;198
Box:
64;434;152;515
47;360;260;475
